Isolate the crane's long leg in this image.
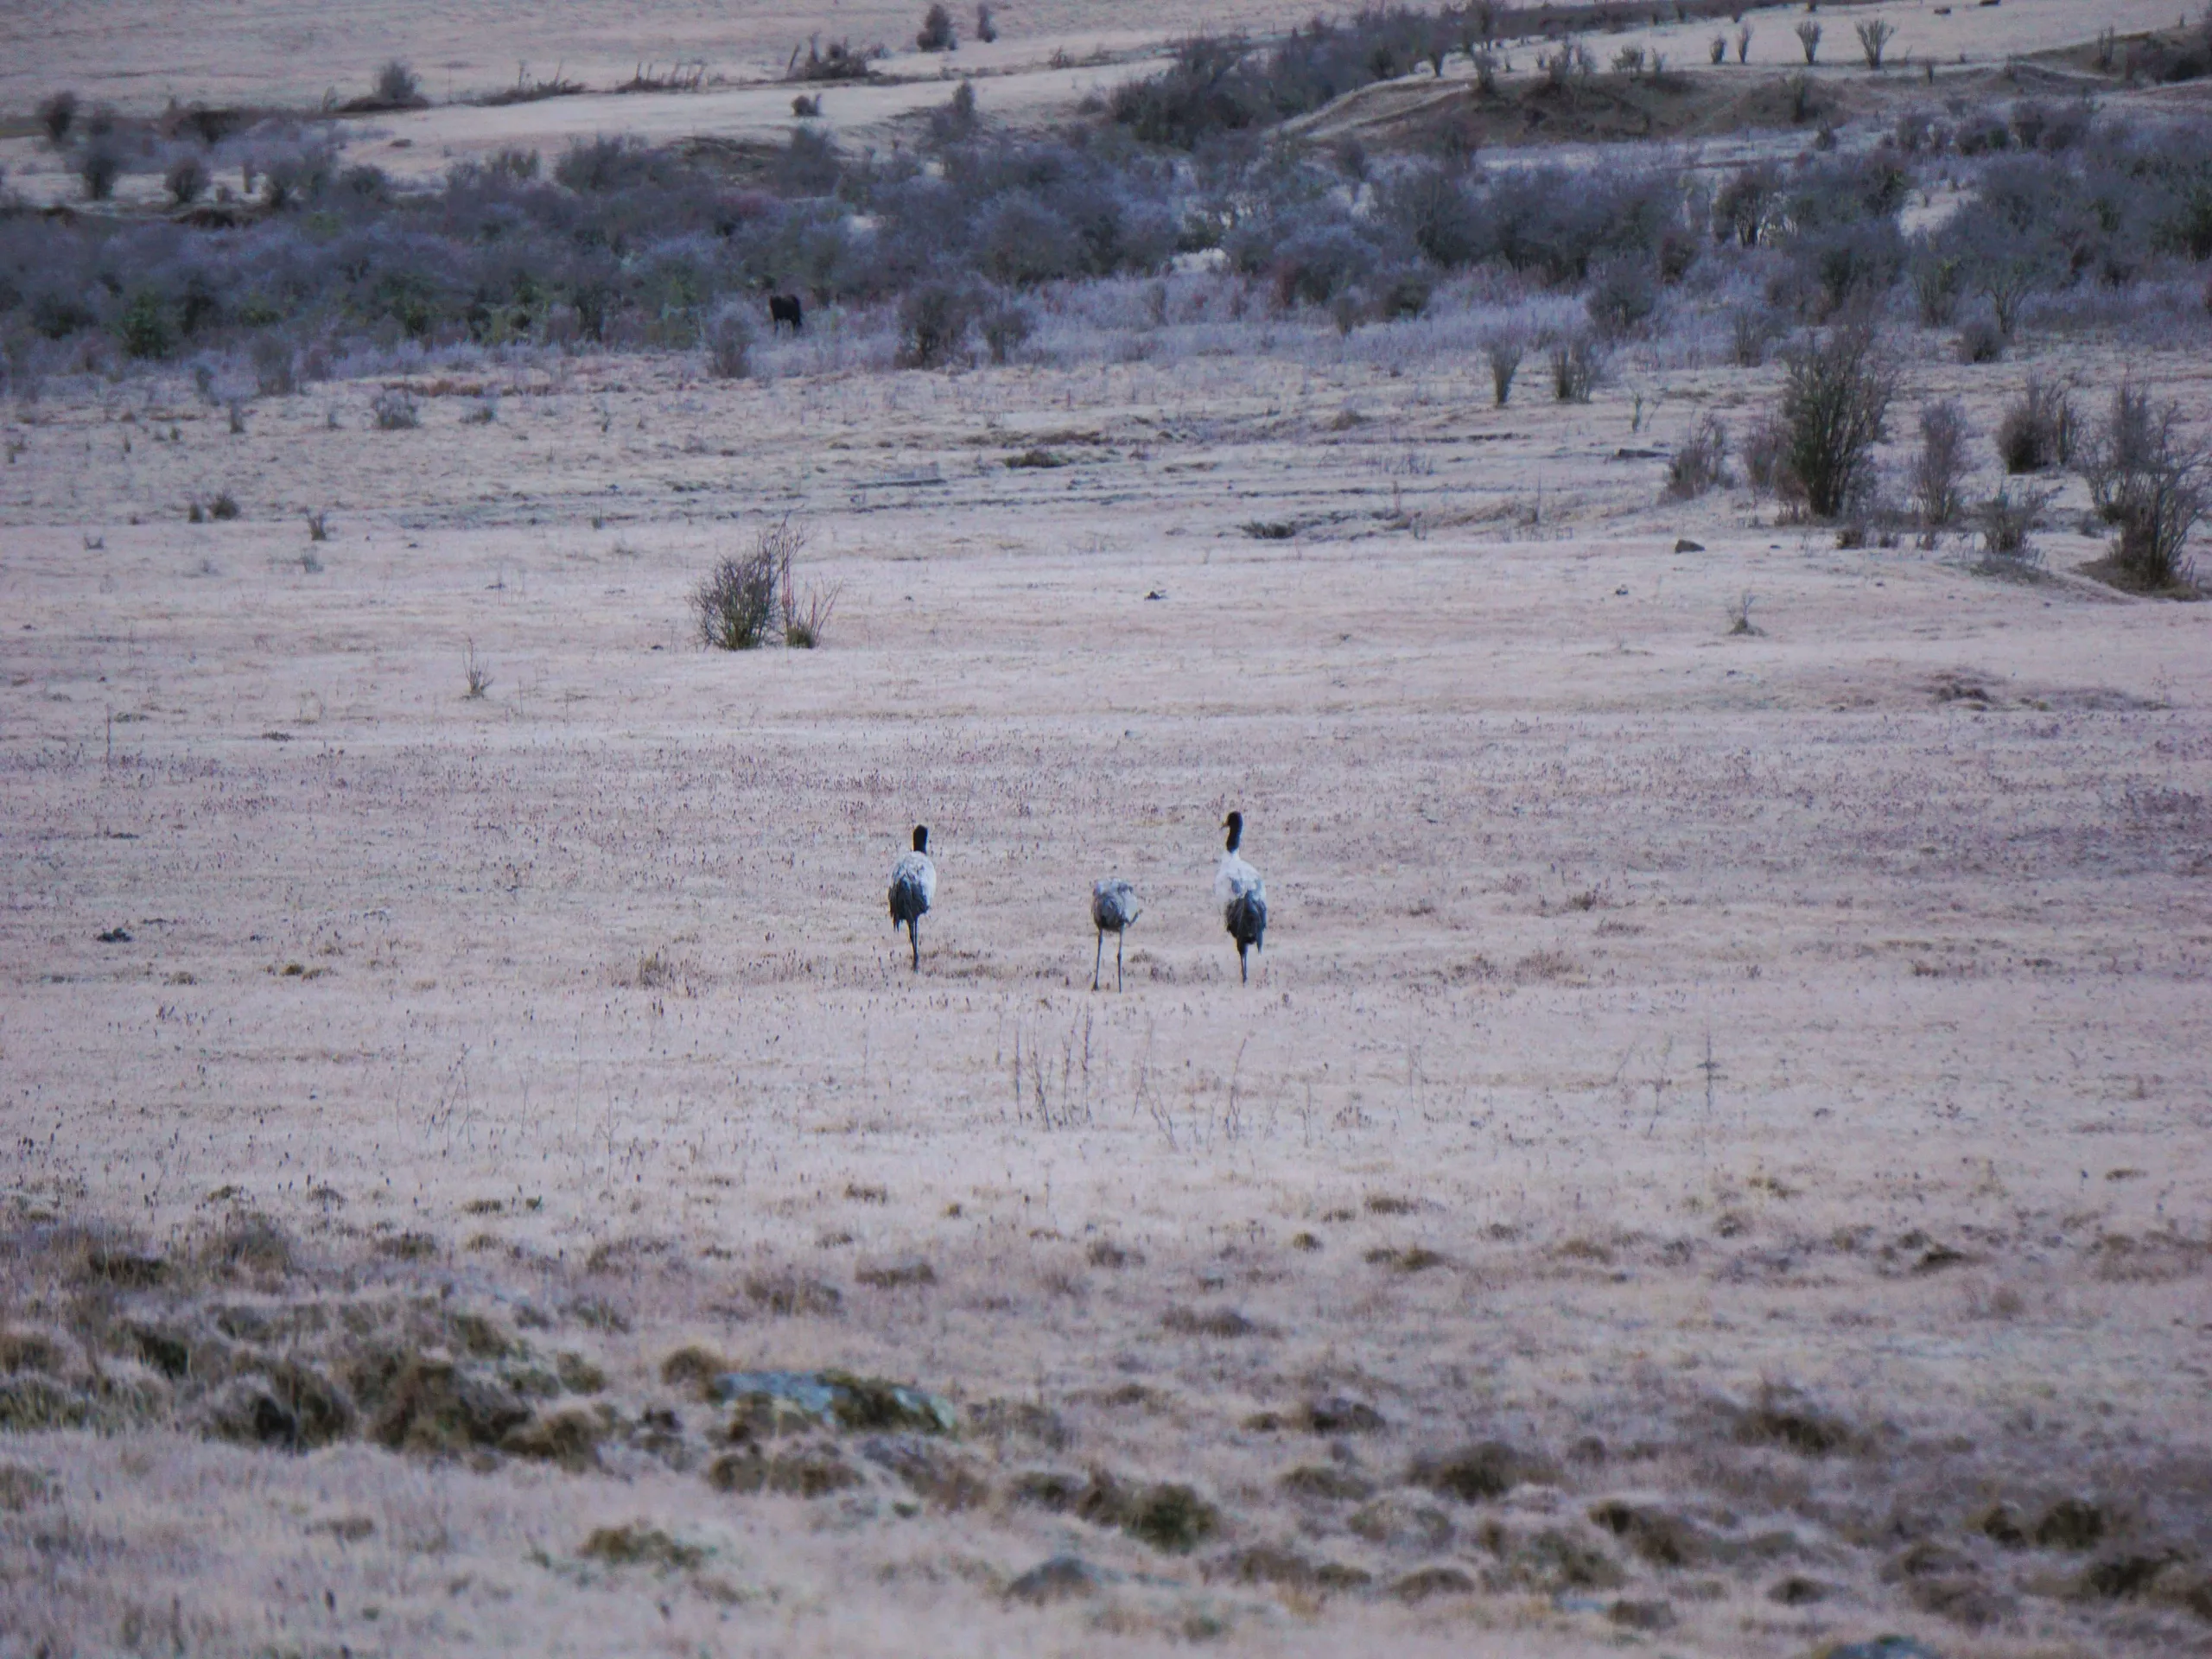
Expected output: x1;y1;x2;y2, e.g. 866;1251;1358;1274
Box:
1239;943;1249;984
910;918;920;972
1116;931;1124;992
1093;930;1104;992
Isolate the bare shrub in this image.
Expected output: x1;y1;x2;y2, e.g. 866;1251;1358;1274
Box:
226;399;247;435
208;490;240;520
251;337;296;397
1546;332;1604;404
372;388;419;430
1782;71;1815;123
1975;484;2053;565
1796;21;1821;64
1709;35;1727;66
1726;592;1760;635
2082;387;2207;591
1910;251;1963;326
461;391;499;425
1957;317;2005;364
79;143;124;201
37;92;79;146
1743;415;1788;496
463;639;493;698
1856;20;1894;69
305;511;330;543
976;4;997;43
1995;378;2074;474
1483;332;1523;407
165;153;209;207
1666;415;1729;499
1775;322;1897;520
982;300;1033;365
694;547;778;650
1910;399;1970;529
1736;24;1753;64
705;304;753;379
694;516;835;649
373;60;424;108
1730;308;1777;368
896;283;975;369
917;4;957;51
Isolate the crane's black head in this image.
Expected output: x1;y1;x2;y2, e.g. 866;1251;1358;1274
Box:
912;825;929;853
1223;811;1243;852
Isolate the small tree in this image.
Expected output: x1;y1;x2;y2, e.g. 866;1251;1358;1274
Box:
1709;35;1728;65
1856;20;1894;69
1796;20;1821;64
1547;332;1604;403
976;3;997;43
1776;322;1897;520
1736;23;1753;63
1910;399;1970;528
917;4;957;51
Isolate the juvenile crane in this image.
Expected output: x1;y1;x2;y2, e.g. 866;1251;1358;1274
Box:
888;825;937;971
1215;811;1267;983
1090;878;1139;992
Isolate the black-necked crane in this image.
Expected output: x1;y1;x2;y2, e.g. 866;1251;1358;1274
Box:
1215;811;1267;983
888;825;937;970
1090;878;1139;991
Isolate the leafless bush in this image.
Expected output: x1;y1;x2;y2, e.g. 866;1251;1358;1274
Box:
1736;24;1753;64
982;301;1033;365
2081;386;2207;591
1547;332;1604;404
226;399;247;435
251;337;296;397
1726;592;1760;634
1796;21;1821;64
208;490;240;520
372;388;419;430
375;60;423;106
463;639;493;698
305;511;330;543
1775;322;1897;519
37;92;78;146
165;153;209;207
461;391;498;424
1666;414;1730;499
1483;332;1523;407
1910;399;1970;528
976;4;997;43
1995;378;2074;474
1782;71;1815;123
1709;35;1727;66
896;283;975;369
1975;484;2053;566
918;3;957;51
695;517;836;649
1957;317;2005;364
1743;414;1788;496
1856;20;1894;69
1730;308;1776;367
705;304;753;379
1910;251;1963;326
79;142;124;201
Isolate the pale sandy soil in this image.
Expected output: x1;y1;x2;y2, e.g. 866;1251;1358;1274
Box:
3;308;2211;1655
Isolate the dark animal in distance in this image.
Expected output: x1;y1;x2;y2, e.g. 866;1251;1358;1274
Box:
1215;812;1267;983
768;293;804;334
1090;878;1139;991
888;825;936;970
